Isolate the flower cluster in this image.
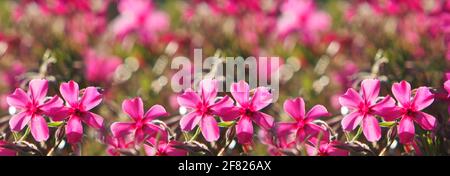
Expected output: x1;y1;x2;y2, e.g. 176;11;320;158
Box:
0;0;449;156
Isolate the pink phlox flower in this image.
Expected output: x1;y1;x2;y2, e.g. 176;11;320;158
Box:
219;80;274;144
7;79;64;142
388;80;437;144
177;79;235;142
339;79;396;142
56;80;104;144
111;97;168;143
281;97;330;143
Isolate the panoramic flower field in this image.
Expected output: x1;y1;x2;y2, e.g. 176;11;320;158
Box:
0;0;449;156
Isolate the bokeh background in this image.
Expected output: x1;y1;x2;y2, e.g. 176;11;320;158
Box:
0;0;449;155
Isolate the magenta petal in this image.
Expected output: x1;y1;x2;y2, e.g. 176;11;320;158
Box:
413;112;437;131
177;89;201;109
230;80;250;106
361;115;381;142
252;112;274;130
445;80;450;93
110;122;134;137
179;111;202;131
341;111;363;131
143;123;164;139
0;141;16;156
66;116;83;144
392;80;411;107
9;112;31;132
360;79;380;103
214;106;241;121
30;115;49;142
59;80;80;107
283;97;305;120
250;87;273;111
134;128;146;143
80;112;104;129
411;87;434;111
28;79;48;103
46;107;70;122
165;142;188;156
39;95;64;114
80;87;102;111
199;115;220;142
199;79;218;104
6;88;30;109
305;123;329;141
122;97;144;120
398;116;415;144
209;96;234;113
339;88;363;109
371;95;399;120
236;116;253;144
144;105;168;121
305;105;329;120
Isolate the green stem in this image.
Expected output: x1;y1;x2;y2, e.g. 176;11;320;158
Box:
189;127;201;142
352;126;363;142
19;127;31;142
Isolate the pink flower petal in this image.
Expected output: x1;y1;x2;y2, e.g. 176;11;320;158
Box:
305;105;329;120
283;97;305;120
179;111;202;131
0;141;16;156
28;79;48;104
144;105;168;121
362;115;381;142
177;89;201;109
360;79;380;103
199;79;218;104
305;123;329;141
9;112;31;132
143;123;164;139
370;95;398;119
39;95;64;113
252;112;274;130
411;87;434;111
392;81;411;107
251;87;273;111
66;115;83;144
46;107;71;122
80;87;102;111
59;80;80;107
236;116;253;144
165;142;188;156
398;116;415;144
111;122;134;137
122;97;144;120
341;111;363;131
444;80;450;93
6;88;30;109
30;115;49;142
339;88;363;109
199;115;220;142
230;80;250;106
209;95;234;112
413;111;437;131
80;112;104;129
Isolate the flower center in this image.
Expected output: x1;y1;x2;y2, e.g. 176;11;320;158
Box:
359;103;372;115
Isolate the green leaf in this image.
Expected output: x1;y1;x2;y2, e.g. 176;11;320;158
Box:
48;121;64;128
218;121;236;128
379;121;396;128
